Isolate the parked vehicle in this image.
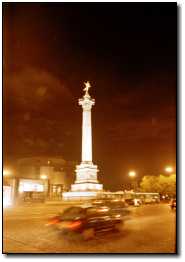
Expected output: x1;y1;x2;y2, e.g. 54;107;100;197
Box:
169;199;176;210
46;205;124;240
125;198;141;206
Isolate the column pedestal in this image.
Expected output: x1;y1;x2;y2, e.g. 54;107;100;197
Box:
71;162;103;192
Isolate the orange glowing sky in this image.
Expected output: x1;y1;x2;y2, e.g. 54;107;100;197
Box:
3;3;176;190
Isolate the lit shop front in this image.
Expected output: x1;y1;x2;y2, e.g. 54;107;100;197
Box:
17;179;64;201
19;179;45;192
18;179;46;201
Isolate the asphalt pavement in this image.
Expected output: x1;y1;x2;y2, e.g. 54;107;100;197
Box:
3;202;176;253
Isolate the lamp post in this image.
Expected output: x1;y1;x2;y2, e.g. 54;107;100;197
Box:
163;166;175;199
164;166;173;174
128;171;137;192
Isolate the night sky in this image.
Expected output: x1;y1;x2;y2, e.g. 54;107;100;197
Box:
3;3;176;190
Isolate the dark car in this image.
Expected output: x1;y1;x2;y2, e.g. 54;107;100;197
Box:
46;205;124;240
92;199;131;215
169;199;176;210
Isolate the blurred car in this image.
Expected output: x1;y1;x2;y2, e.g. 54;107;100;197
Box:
153;196;160;203
46;205;124;240
125;198;141;206
169;199;176;210
105;199;131;214
92;198;131;215
144;197;159;204
134;198;142;206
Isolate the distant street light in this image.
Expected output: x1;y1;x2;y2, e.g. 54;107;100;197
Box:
3;170;12;176
128;171;136;178
165;166;173;173
40;174;48;180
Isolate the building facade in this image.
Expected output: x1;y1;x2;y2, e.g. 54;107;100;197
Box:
3;156;75;205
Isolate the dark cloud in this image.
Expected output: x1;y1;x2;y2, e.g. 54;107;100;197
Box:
4;67;72;114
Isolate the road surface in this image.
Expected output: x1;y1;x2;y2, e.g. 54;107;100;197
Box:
3;202;176;253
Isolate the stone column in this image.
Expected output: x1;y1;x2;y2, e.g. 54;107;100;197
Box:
67;82;103;194
79;94;95;163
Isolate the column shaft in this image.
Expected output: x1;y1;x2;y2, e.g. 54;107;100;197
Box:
82;109;92;162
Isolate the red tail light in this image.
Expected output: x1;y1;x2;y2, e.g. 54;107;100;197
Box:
45;217;60;226
67;220;82;229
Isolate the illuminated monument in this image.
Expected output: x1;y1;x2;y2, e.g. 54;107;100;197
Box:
63;82;103;199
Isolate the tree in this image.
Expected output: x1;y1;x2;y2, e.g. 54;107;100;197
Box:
158;174;176;197
139;174;176;197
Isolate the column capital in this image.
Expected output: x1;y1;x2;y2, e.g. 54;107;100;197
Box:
79;96;95;110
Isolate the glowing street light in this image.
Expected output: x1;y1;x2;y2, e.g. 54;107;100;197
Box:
3;170;12;176
165;166;173;173
128;171;136;178
40;174;48;180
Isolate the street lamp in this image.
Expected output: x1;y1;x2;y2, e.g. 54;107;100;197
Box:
3;169;12;176
128;171;137;192
165;166;173;173
40;174;48;180
128;171;136;178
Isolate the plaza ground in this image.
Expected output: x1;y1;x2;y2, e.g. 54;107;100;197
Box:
3;202;176;253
